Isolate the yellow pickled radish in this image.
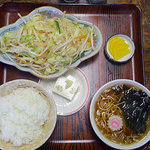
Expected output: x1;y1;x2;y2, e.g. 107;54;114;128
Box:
108;37;131;60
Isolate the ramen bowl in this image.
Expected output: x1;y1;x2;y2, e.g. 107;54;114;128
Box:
90;79;150;150
0;79;57;150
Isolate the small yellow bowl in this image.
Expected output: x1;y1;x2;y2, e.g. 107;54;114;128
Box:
105;34;135;63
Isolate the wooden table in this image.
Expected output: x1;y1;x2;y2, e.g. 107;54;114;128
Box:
0;0;149;150
1;0;149;82
0;0;149;83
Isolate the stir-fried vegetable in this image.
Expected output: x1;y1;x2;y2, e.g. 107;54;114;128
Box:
0;13;96;75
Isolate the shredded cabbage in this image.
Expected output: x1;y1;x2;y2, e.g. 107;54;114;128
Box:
0;13;96;75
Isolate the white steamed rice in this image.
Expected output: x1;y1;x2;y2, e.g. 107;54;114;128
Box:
0;87;49;146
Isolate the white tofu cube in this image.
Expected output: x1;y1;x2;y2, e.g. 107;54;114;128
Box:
53;75;80;101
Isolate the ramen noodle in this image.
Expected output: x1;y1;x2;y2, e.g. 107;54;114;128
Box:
94;84;150;145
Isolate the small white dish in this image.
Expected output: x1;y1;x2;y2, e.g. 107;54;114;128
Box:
105;34;135;63
90;79;150;150
39;68;90;116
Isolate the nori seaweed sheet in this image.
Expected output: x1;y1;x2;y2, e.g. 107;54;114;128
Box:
115;85;150;134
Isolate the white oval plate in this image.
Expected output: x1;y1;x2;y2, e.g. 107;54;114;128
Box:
39;68;90;115
0;6;102;79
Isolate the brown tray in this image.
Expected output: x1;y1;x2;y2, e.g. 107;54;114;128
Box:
0;2;146;150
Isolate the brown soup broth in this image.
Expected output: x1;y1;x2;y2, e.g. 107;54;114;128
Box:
94;84;150;145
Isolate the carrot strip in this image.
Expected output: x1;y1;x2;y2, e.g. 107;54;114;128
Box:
88;37;92;45
39;30;46;34
74;35;92;45
14;53;29;66
74;35;87;39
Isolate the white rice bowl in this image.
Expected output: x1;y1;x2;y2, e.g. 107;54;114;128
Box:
0;79;57;150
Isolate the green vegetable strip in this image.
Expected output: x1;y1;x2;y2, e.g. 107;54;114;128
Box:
55;20;61;34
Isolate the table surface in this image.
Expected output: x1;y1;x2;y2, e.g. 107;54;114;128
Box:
0;0;149;149
0;0;149;84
